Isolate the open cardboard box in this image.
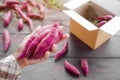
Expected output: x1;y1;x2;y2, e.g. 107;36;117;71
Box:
63;0;120;49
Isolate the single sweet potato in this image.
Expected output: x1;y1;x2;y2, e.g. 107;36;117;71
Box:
3;29;11;52
0;5;7;10
18;36;35;59
64;60;80;76
18;18;24;31
81;58;89;76
5;0;19;5
3;10;12;27
95;16;106;22
104;15;113;21
97;20;107;28
55;41;68;61
27;13;44;20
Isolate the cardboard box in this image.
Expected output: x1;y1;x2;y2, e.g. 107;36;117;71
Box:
63;0;120;49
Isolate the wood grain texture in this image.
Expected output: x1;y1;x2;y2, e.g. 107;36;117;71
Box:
0;0;120;80
15;58;120;80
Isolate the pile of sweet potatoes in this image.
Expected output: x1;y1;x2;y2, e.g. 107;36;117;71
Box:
0;0;45;31
18;22;65;59
2;29;11;52
93;15;114;28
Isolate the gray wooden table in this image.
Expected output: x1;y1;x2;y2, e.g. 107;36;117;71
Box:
1;0;120;80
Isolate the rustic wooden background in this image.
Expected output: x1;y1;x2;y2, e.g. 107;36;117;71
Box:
0;0;120;80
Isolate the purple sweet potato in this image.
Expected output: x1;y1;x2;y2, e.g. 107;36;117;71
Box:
0;5;7;10
57;26;64;41
18;18;24;31
64;60;80;76
97;20;107;28
96;15;113;22
95;16;106;22
55;41;68;61
14;7;33;31
31;23;62;59
27;13;44;20
18;25;53;59
3;10;12;27
81;58;89;76
5;0;19;5
104;15;113;21
3;29;11;52
18;36;35;59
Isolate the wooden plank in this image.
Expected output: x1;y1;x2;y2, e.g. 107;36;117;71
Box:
16;58;120;80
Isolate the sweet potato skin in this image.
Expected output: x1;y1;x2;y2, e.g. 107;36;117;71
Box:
18;18;24;31
3;29;11;52
64;60;80;76
18;36;35;59
3;10;12;27
81;58;89;76
18;24;54;59
26;28;51;58
55;41;68;61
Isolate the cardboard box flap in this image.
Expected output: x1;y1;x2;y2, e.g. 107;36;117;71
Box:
64;0;89;9
100;16;120;35
63;10;97;31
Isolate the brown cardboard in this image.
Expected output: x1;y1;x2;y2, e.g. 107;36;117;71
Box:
63;0;120;49
70;18;111;49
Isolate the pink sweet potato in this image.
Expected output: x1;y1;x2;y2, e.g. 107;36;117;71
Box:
0;5;7;10
57;26;64;41
5;0;19;5
64;60;80;76
55;41;68;61
3;29;11;52
96;15;113;22
31;23;62;59
95;16;106;22
81;58;89;76
18;18;24;31
27;13;44;20
3;10;12;27
104;15;113;21
97;20;107;28
18;25;52;59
